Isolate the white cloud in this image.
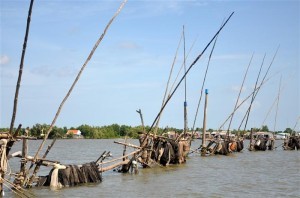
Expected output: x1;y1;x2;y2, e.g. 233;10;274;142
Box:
0;55;10;65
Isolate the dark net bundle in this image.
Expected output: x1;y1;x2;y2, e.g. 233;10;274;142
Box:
38;162;102;187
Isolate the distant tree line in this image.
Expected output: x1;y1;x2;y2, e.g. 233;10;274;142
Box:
0;124;296;139
0;124;180;139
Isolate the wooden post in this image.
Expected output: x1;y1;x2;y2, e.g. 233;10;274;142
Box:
122;136;128;161
136;109;145;133
201;89;208;156
14;127;29;187
26;138;57;187
183;25;188;135
20;128;29;173
249;128;254;151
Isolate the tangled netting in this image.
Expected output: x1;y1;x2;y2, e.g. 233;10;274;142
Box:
37;162;102;187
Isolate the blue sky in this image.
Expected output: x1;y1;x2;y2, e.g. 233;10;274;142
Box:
1;0;299;132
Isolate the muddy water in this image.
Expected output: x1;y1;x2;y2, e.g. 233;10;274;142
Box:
6;139;300;197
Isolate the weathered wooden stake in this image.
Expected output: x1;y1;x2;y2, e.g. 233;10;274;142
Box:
249;128;254;151
136;109;145;133
20;128;29;173
201;89;208;156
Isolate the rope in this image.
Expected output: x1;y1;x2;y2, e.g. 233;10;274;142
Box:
0;139;8;173
50;163;66;189
2;177;33;198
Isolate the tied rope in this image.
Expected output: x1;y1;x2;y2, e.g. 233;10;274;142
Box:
50;163;66;189
0;139;8;173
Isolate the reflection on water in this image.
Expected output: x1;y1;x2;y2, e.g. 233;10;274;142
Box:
6;139;300;197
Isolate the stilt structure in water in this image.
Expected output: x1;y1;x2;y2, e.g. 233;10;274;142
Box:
283;117;300;150
1;0;130;194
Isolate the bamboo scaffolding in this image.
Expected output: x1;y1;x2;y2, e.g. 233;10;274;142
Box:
114;141;142;149
0;134;36;140
98;150;141;165
147;12;234;133
218;70;280;131
191;30;219;136
238;46;280;132
226;53;253;138
153;31;183;134
99;160;130;172
27;0;128;187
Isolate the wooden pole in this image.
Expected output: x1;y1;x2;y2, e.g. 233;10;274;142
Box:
240;46;280;133
9;0;35;134
153;32;183;135
26;138;57;187
148;12;234;133
6;124;22;156
99;159;130;172
191;32;219;137
14;127;29;187
28;1;128;185
273;75;282;133
136;109;145;133
227;53;253;138
201;89;208;156
122;136;128;161
20;128;29;174
98;150;141;165
218;71;279;131
249;128;254;151
183;25;188;135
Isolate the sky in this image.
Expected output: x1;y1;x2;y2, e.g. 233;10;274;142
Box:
1;0;299;132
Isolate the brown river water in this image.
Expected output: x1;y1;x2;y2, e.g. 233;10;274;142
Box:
5;139;300;197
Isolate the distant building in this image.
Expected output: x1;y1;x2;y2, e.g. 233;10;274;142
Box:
66;129;83;139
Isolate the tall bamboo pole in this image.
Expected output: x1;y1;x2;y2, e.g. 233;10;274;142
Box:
218;71;279;131
9;0;34;134
226;53;253;138
32;0;127;162
273;76;282;133
183;25;188;134
148;12;234;133
240;46;280;133
27;0;127;187
153;33;183;135
191;32;219;137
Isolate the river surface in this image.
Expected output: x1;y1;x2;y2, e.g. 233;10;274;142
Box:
5;139;300;197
